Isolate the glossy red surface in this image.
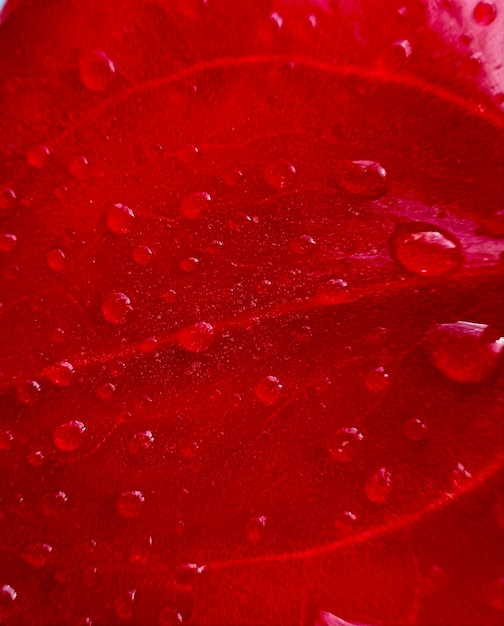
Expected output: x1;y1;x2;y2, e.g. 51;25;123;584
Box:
0;1;503;625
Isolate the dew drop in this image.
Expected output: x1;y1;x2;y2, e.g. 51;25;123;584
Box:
364;366;391;393
379;39;413;70
246;515;267;542
473;0;497;25
17;379;41;404
264;160;296;190
390;223;463;276
20;542;53;567
27;450;45;467
0;430;14;451
117;491;145;519
53;420;86;451
129;430;155;457
106;203;136;235
45;248;66;272
180;191;211;219
101;291;132;325
403;417;428;441
289;234;316;255
365;467;392;504
336;160;387;199
69;155;90;179
133;244;153;265
177;321;214;353
162;289;177;304
425;321;504;383
41;490;69;516
27;144;51;169
0;584;17;618
450;462;473;491
139;337;158;354
43;360;75;387
254;375;283;406
0;233;17;253
0;186;16;214
115;589;136;621
316;278;349;303
96;382;116;401
179;256;200;273
328;427;364;463
79;50;116;92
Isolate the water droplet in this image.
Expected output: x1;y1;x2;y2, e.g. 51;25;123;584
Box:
0;584;17;618
117;491;145;519
179;257;200;273
206;239;224;255
27;144;51;169
162;289;177;304
27;450;45;467
69;155;90;179
17;379;41;404
390;223;463;276
53;420;86;451
264;160;296;190
221;169;244;186
0;430;14;451
159;606;183;626
106;203;136;235
425;321;504;383
289;234;316;255
177;321;214;353
180;191;211;219
450;462;473;491
114;589;136;620
328;427;364;463
461;53;482;77
364;366;391;393
473;0;497;25
480;209;504;238
139;337;158;354
43;360;75;386
315;610;373;626
79;50;116;92
403;417;428;441
379;39;413;70
133;244;153;265
254;375;283;406
365;467;392;504
20;542;53;567
108;360;126;378
0;233;17;253
336;160;387;199
0;186;16;214
96;382;116;401
316;278;349;303
129;430;155;457
41;490;69;516
51;327;65;343
101;291;132;325
246;516;267;542
45;248;66;272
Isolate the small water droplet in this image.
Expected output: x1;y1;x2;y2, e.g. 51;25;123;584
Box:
425;321;504;383
117;491;145;519
254;375;283;406
179;257;200;273
139;337;158;354
364;366;391;393
177;321;214;353
96;382;116;401
41;490;69;516
129;430;155;457
20;542;53;567
0;584;17;618
43;360;75;386
79;50;116;92
246;516;267;542
450;462;473;491
162;289;177;304
69;155;90;179
473;0;497;25
180;191;211;219
221;169;244;186
106;203;136;235
17;379;41;404
114;589;136;620
0;233;17;253
403;417;428;441
101;291;132;325
45;248;66;272
336;160;387;199
133;244;153;265
289;234;316;255
365;467;392;504
264;160;296;190
27;450;45;467
390;223;463;276
53;420;86;451
316;278;349;303
0;186;17;214
0;430;14;451
27;144;51;169
379;39;413;70
206;239;224;255
328;427;364;463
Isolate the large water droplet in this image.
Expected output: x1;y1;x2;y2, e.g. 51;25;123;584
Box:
0;584;17;618
473;0;497;25
180;191;211;219
21;542;53;567
390;223;463;276
17;379;41;404
336;160;387;199
0;233;17;253
27;144;51;169
69;155;90;179
289;234;316;255
53;420;86;451
177;321;214;353
328;427;364;463
133;244;153;265
45;248;66;272
264;160;296;190
364;366;391;393
79;50;116;92
254;375;283;406
117;491;146;519
0;186;16;215
425;321;504;383
114;589;136;620
101;291;132;325
41;490;69;516
179;256;200;273
43;360;75;386
129;430;155;457
106;203;136;235
365;467;392;504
